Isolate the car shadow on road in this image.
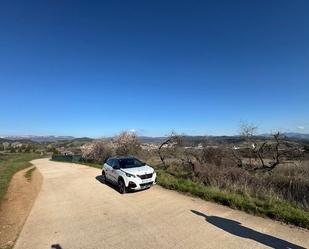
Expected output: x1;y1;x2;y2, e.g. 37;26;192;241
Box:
51;244;62;249
95;175;150;194
191;210;306;249
95;175;121;193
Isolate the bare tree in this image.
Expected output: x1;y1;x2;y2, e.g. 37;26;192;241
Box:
233;122;280;171
240;122;258;139
240;122;259;167
252;132;303;172
236;123;302;172
158;132;183;168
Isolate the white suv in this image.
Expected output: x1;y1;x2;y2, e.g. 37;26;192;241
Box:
102;156;156;194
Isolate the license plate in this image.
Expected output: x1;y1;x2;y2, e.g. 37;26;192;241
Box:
142;179;152;183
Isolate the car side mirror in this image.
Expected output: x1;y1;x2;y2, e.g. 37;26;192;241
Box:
113;165;120;170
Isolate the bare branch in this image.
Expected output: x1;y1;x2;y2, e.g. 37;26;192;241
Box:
158;132;183;168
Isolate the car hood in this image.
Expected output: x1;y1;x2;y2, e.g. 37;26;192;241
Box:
121;165;154;175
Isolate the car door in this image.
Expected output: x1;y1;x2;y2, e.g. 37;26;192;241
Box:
104;159;113;181
110;159;120;183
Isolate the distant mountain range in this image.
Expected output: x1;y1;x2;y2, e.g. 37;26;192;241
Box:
2;135;76;142
2;132;309;143
282;132;309;140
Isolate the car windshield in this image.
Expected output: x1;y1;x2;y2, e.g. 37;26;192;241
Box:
118;158;145;169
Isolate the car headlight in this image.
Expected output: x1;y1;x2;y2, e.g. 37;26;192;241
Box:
125;172;136;178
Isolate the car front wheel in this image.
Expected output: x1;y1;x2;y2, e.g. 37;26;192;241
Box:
118;179;126;194
101;171;106;183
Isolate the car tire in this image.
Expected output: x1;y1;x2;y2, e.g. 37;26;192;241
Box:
101;171;106;183
118;179;126;194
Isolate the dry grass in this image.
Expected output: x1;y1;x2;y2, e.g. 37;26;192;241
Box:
24;167;36;182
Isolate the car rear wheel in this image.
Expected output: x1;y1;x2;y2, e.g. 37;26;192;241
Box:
118;179;126;194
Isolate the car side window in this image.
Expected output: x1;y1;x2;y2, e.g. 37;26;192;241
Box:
112;160;119;169
106;159;113;166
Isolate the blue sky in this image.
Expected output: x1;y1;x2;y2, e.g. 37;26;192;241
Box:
0;0;308;137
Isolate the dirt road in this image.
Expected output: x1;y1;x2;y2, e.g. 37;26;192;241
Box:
14;159;309;249
0;166;42;249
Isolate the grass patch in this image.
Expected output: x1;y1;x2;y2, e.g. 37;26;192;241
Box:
0;153;42;205
24;167;36;181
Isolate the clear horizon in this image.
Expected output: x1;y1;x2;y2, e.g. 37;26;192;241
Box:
1;1;308;137
1;129;309;139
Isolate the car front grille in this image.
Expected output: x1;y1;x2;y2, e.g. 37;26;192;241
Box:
138;173;153;179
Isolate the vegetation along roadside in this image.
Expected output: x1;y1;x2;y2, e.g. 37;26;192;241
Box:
0;153;42;205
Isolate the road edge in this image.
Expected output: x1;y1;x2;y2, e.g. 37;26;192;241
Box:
0;162;43;249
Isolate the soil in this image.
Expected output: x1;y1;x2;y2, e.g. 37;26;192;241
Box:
0;166;42;249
